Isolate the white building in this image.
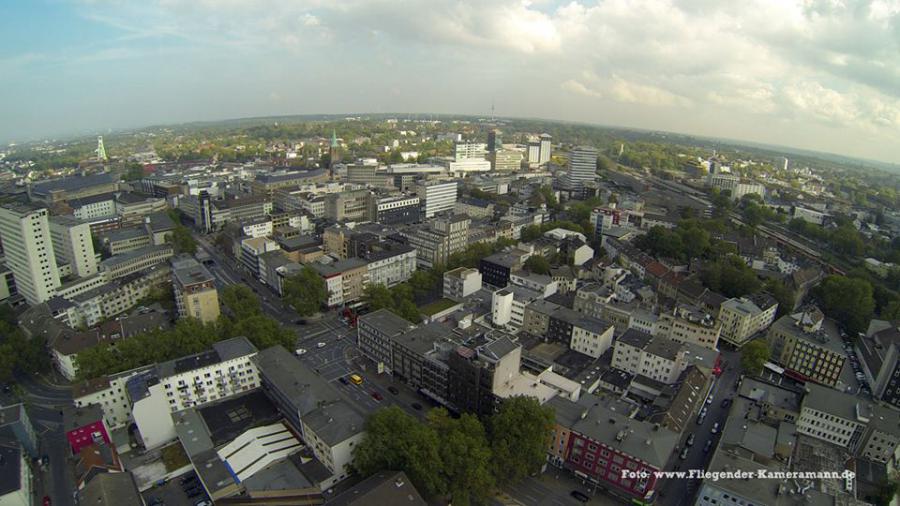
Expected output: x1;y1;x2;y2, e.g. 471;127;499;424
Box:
446;159;491;175
71;194;117;221
718;294;778;347
612;330;695;384
0;203;61;304
731;182;766;201
509;271;558;298
365;245;416;288
416;180;458;218
539;134;552;165
657;305;721;351
492;285;541;330
565;146;598;193
453;141;487;161
49;215;98;278
73;367;152;433
130;338;259;449
443;267;482;301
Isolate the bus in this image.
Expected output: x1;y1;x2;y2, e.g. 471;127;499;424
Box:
349;374;363;385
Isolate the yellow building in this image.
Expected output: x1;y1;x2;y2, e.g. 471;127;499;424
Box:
172;256;220;324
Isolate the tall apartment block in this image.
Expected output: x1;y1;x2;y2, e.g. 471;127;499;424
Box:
0;203;61;304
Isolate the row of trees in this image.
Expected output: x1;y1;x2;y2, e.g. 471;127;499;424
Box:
354;397;555;506
0;305;51;382
75;285;296;379
282;265;328;316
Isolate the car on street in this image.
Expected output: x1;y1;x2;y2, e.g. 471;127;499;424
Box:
195;501;212;506
686;433;695;446
371;391;384;401
350;374;364;385
721;398;732;408
711;422;720;434
679;447;690;460
703;440;713;453
388;386;399;395
570;490;590;503
339;377;349;385
180;474;197;484
147;498;162;506
43;497;51;506
294;319;307;325
295;348;307;356
317;342;326;348
411;403;422;410
696;414;706;425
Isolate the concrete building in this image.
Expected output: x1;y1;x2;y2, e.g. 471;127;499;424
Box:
857;321;900;408
453;141;487;161
250;169;329;196
324;190;370;222
612;329;718;384
718;294;778;347
72;366;153;432
29;173;118;204
416;180;458;218
129;337;259;448
399;214;470;269
101;227;150;256
454;197;494;219
479;251;527;288
49;215;98;278
657;305;721;351
564;146;598;194
240;237;280;278
366;193;420;225
0;203;60;304
768;307;846;387
99;244;173;281
311;258;369;307
362;244;416;289
69;193;117;221
539;134;552;165
798;382;900;463
253;345;366;488
731;182;766;201
172;256;220;324
547;395;678;504
115;193;167;225
443;267;482;301
491;149;522;171
491;285;543;329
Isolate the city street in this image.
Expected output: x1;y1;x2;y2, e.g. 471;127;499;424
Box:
655;348;743;506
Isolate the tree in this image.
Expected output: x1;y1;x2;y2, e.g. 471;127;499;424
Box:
521;225;543;242
488;396;555;485
701;255;761;298
523;255;551;275
362;284;394;312
741;340;770;376
428;409;495;506
353;406;446;497
221;285;261;320
283;266;327;316
764;279;796;318
813;275;875;335
169;225;197;255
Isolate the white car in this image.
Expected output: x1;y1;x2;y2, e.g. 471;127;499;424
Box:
317;342;327;348
295;348;307;356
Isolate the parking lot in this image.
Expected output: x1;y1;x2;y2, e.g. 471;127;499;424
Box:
141;471;211;506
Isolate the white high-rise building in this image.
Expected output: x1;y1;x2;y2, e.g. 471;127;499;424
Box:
527;141;541;166
49;215;98;278
416;180;458;218
0;203;61;304
453;141;487;161
565;146;599;193
539;134;552;165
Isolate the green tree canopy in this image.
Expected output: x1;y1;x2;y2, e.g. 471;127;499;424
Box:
764;279;796;318
427;409;495;506
741;339;770;376
488;396;555;485
221;285;261;320
523;255;551;275
813;275;875;335
353;406;446;498
701;255;761;298
283;266;327;316
168;225;197;255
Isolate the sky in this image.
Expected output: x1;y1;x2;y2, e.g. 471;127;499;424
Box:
2;0;900;163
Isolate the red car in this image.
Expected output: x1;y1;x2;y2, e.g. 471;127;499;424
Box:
371;391;383;401
43;496;51;506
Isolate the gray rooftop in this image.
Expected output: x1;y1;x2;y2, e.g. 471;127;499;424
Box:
302;401;366;446
0;444;21;496
570;402;679;469
329;470;427;506
31;172;116;195
78;471;143;506
392;322;452;355
359;308;417;337
618;328;654;349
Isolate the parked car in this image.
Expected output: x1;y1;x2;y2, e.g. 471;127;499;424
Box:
388;386;399;395
180;474;197;485
371;391;384;401
686;433;695;447
294;319;307;325
721;398;732;408
339;377;349;385
195;501;212;506
295;348;307;356
570;490;590;503
679;447;690;460
411;403;423;410
703;440;713;453
43;497;52;506
186;489;204;499
317;342;327;348
711;422;720;434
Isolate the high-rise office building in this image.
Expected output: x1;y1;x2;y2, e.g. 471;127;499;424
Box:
49;215;98;278
0;203;61;304
416;180;459;218
539;134;552;165
565;146;599;194
487;130;502;152
527;141;541;166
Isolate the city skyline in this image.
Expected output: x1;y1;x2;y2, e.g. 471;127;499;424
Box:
3;1;900;163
